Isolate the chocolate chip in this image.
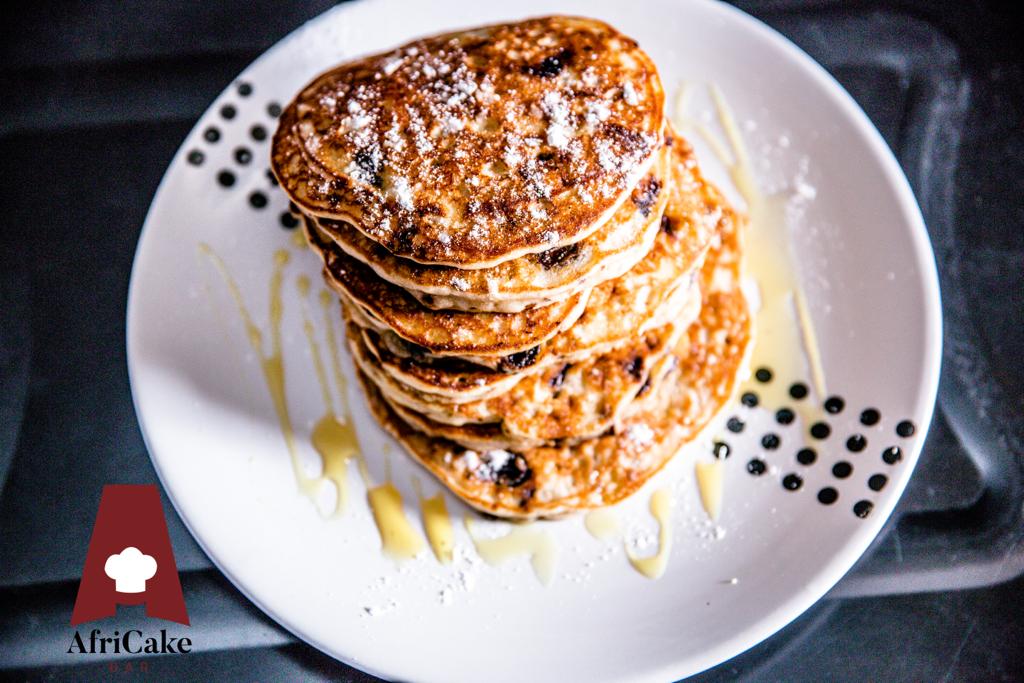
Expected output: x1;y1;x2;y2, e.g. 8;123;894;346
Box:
499;346;540;372
354;149;383;187
550;364;571;389
660;215;678;235
624;356;644;380
631;177;662;217
523;48;573;78
495;454;532;487
537;242;580;269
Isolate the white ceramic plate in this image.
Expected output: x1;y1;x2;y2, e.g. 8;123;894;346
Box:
127;1;941;680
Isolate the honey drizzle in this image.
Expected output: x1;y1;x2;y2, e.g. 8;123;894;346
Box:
297;276;360;517
199;245;318;502
625;487;673;579
465;517;556;585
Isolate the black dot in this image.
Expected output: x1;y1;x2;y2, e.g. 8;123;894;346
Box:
267;102;282;118
853;500;874;518
712;441;731;460
824;396;845;414
251;124;268;141
280;211;299;229
741;392;759;408
796;448;817;465
817;487;839;505
868;474;888;491
726;417;745;434
288;201;299;214
220;104;237;120
204;126;221;143
810;422;831;439
846;434;867;452
248;191;268;208
860;408;881;426
266;169;278;186
761;433;781;450
187;149;204;165
782;474;803;491
217;170;235;187
789;383;808;400
755;367;773;383
746;458;766;476
832;461;853;479
237;82;253;97
882;446;902;465
234;147;252;165
775;408;795;425
896;420;916;437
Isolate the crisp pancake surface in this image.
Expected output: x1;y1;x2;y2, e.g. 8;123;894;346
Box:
359;132;719;391
358;177;750;518
272;16;665;267
305;216;589;356
313;148;670;313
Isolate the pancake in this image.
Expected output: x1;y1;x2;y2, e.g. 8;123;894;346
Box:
356;181;750;517
312;146;671;313
352;317;684;443
360;278;700;403
306;216;590;356
271;16;665;267
359;133;720;391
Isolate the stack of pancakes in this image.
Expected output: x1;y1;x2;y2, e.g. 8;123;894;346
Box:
271;17;750;518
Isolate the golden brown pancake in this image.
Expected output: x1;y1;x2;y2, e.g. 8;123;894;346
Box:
354;133;719;391
311;146;671;313
357;180;749;517
271;16;665;267
305;216;590;356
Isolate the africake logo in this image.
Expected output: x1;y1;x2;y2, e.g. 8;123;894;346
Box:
68;485;192;655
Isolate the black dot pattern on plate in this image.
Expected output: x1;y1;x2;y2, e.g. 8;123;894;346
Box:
217;170;235;188
761;433;781;450
853;500;874;518
796;448;817;465
860;408;881;426
824;396;845;414
220;104;237;120
846;434;867;452
882;446;902;465
249;191;268;209
266;169;278;186
234;147;252;165
755;367;773;383
204;126;221;143
712;441;730;460
726;417;745;433
280;211;299;229
775;408;795;425
741;392;759;408
267;102;282;118
817;487;838;505
746;458;766;476
810;422;831;439
187;149;204;166
782;473;802;491
896;420;916;437
237;82;253;97
251;124;268;141
789;382;808;400
832;461;853;479
868;474;888;491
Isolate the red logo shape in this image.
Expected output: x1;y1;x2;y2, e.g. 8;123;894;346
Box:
71;485;189;626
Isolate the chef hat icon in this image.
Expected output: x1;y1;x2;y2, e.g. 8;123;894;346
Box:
104;547;157;594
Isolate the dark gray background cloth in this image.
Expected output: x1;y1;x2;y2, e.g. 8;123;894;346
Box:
0;1;1021;680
